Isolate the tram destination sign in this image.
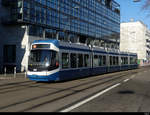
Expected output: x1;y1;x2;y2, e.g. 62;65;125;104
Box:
32;44;51;49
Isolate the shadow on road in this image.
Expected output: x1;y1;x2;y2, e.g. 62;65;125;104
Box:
118;90;135;94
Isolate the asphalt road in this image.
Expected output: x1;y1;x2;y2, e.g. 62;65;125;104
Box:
0;67;149;112
71;68;150;112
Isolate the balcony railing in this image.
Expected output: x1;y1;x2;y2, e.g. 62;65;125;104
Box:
1;0;17;7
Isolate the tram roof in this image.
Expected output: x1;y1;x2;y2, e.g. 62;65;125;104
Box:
33;40;59;48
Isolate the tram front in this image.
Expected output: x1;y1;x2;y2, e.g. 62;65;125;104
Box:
27;40;60;82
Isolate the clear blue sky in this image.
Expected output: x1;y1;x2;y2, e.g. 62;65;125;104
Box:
115;0;150;29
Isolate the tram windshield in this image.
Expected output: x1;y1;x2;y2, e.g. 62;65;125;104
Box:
28;50;59;71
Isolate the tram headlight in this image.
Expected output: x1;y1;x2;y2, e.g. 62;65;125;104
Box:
45;62;50;67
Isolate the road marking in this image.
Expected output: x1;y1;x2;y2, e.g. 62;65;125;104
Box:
131;75;135;79
123;79;130;82
60;83;121;112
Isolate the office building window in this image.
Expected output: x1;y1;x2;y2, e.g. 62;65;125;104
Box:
45;29;57;39
3;45;16;63
3;0;120;49
28;25;44;37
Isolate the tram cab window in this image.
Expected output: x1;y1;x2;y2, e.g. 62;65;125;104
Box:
28;50;59;71
62;53;69;69
78;54;83;67
70;53;77;68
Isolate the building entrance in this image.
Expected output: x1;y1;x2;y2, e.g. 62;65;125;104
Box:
3;45;16;73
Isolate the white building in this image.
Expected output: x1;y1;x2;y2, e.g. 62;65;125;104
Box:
120;21;150;65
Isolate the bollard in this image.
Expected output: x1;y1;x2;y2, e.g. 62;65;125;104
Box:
14;67;16;78
24;66;27;78
4;67;6;76
25;70;27;79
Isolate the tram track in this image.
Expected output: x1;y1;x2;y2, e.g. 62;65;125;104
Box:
0;81;41;94
0;68;141;112
20;74;129;112
0;80;33;87
0;73;126;110
0;69;137;94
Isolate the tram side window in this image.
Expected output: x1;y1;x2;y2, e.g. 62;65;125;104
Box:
113;56;116;65
99;55;103;66
94;55;99;67
134;57;137;64
78;54;83;68
103;56;106;66
125;57;128;65
84;54;90;67
70;53;77;68
62;53;69;69
121;57;123;65
130;57;132;64
121;57;124;65
49;51;59;70
121;57;128;65
110;56;113;66
130;57;137;64
116;57;119;65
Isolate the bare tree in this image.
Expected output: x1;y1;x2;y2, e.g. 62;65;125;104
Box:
142;0;150;10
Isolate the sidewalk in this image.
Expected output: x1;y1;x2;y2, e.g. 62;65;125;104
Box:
0;72;27;80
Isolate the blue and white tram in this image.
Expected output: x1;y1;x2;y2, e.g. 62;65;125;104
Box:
27;40;138;82
27;40;60;81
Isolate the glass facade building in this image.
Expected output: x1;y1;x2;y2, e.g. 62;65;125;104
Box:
1;0;120;49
